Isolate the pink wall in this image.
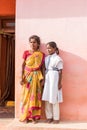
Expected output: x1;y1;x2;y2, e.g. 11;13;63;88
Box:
16;0;87;121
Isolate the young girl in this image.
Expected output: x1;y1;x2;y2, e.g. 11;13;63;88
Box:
42;41;63;124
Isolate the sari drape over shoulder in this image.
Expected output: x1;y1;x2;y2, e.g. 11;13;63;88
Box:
20;51;45;121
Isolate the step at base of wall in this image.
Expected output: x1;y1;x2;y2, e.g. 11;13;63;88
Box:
1;118;87;130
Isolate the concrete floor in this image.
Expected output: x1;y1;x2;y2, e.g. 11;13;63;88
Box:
0;118;87;130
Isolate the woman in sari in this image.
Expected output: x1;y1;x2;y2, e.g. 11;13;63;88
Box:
19;35;45;123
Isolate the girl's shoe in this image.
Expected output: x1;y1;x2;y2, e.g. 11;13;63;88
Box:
47;118;53;123
52;120;59;124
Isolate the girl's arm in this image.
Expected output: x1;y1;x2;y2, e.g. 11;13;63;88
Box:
58;69;62;90
40;62;45;87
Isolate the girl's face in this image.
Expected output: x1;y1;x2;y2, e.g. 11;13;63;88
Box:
29;38;39;51
46;44;56;55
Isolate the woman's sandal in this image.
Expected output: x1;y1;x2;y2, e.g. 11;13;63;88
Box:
32;119;38;124
19;119;29;123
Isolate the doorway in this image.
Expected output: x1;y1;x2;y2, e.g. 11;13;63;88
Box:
0;16;15;117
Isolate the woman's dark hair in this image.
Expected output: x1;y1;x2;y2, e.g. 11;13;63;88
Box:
29;35;41;49
47;41;57;49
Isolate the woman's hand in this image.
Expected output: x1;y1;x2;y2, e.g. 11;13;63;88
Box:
20;78;26;85
20;80;24;85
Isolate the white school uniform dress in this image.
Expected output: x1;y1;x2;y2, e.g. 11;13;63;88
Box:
42;53;63;104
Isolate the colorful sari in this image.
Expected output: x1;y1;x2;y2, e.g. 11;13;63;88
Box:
19;50;45;121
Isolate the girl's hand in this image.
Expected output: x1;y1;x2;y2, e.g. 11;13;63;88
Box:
58;83;62;90
40;79;44;87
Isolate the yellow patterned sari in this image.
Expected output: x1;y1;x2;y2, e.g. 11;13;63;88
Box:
19;51;45;121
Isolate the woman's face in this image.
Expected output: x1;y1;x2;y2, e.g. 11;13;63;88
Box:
46;44;55;55
29;38;39;51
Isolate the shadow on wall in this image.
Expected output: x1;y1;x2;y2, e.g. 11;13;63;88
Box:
59;50;87;121
16;0;87;18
